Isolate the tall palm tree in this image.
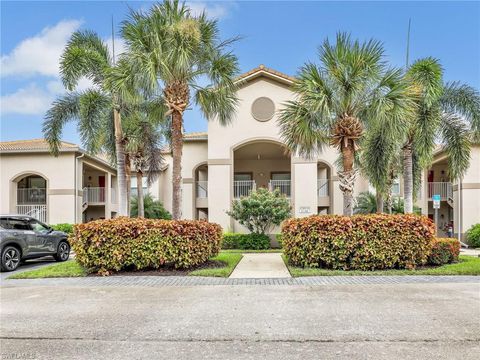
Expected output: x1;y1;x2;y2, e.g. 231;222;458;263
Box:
110;0;239;219
278;33;413;215
43;30;130;216
401;58;480;213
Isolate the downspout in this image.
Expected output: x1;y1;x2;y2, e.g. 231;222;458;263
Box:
457;178;468;248
75;153;85;224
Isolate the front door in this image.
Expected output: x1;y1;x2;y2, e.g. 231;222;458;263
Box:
98;175;105;202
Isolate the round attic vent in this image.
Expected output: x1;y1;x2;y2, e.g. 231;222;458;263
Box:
251;97;275;122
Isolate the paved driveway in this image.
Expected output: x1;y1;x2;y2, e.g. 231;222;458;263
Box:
0;256;56;281
1;280;479;359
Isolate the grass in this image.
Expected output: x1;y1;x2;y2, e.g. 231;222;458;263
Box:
8;251;243;279
188;252;243;277
283;255;480;277
8;260;86;279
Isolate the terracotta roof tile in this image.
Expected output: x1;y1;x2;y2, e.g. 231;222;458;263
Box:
0;139;78;152
235;64;296;84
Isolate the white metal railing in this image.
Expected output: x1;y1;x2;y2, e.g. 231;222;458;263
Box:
234;180;256;198
317;179;329;197
82;187;88;206
428;182;452;200
196;181;208;198
85;187;106;203
269;180;291;197
16;205;47;223
111;188;116;203
17;188;46;204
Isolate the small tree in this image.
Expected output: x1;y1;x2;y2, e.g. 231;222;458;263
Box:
130;194;172;219
227;188;291;235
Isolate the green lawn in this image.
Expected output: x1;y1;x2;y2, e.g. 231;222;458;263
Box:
9;260;87;279
188;252;242;277
8;252;243;279
283;255;480;277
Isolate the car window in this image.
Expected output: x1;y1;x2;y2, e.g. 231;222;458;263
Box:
8;218;30;231
29;220;49;232
0;218;11;229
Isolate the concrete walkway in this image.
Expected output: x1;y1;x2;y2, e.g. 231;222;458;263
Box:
229;253;291;278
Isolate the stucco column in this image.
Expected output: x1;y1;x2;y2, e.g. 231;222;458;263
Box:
182;178;194;220
105;172;111;219
208;162;231;231
292;157;318;217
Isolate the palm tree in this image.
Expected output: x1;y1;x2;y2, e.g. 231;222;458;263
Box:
124;110;165;217
130;194;172;219
43;30;130;216
354;192;377;214
278;33;413;215
401;58;480;213
110;0;239;219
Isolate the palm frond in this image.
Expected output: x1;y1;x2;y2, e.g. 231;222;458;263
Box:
440;112;471;180
43;92;81;155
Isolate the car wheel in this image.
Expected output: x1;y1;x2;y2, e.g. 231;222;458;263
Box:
1;246;21;272
54;241;70;262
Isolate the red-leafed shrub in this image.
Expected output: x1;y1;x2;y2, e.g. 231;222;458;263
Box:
428;238;460;265
72;217;222;275
282;214;435;270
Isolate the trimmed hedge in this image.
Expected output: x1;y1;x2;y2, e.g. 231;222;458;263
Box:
282;214;435;270
222;233;270;250
51;223;74;234
428;238;460;265
72;217;222;275
466;223;480;248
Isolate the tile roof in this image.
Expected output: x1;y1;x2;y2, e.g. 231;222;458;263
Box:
235;64;296;85
183;132;208;140
0;139;78;152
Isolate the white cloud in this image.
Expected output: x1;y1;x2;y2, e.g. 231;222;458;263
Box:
186;1;236;19
0;83;54;115
1;19;83;78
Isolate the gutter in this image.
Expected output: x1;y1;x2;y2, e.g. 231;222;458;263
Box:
75;153;85;224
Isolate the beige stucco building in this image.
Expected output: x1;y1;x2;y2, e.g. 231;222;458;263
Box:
0;139;118;224
149;66;480;240
1;66;479;240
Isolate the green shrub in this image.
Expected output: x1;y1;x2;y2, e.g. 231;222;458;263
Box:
130;194;172;219
222;233;270;250
51;223;74;234
72;217;222;275
282;214;435;270
275;234;283;248
428;238;460;265
466;224;480;248
226;188;291;234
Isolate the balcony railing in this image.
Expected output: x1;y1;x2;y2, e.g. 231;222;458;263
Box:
17;188;46;205
234;180;256;198
428;182;452;200
317;179;329;197
269;180;291;197
16;204;47;223
196;181;208;198
84;187;106;203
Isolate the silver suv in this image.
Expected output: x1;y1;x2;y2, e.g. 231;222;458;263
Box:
0;215;70;272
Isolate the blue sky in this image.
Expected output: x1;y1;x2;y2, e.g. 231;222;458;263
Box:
1;1;479;144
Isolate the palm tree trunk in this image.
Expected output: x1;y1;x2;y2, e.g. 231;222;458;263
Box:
403;143;414;213
376;192;384;213
125;153;132;216
136;171;144;218
171;110;183;220
339;141;356;216
113;109;128;217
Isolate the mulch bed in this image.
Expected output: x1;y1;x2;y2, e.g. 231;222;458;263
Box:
88;260;225;277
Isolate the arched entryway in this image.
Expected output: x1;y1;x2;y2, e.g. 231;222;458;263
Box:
317;161;332;214
12;173;48;222
233;140;291;198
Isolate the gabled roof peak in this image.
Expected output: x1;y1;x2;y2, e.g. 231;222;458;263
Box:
235;65;295;86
